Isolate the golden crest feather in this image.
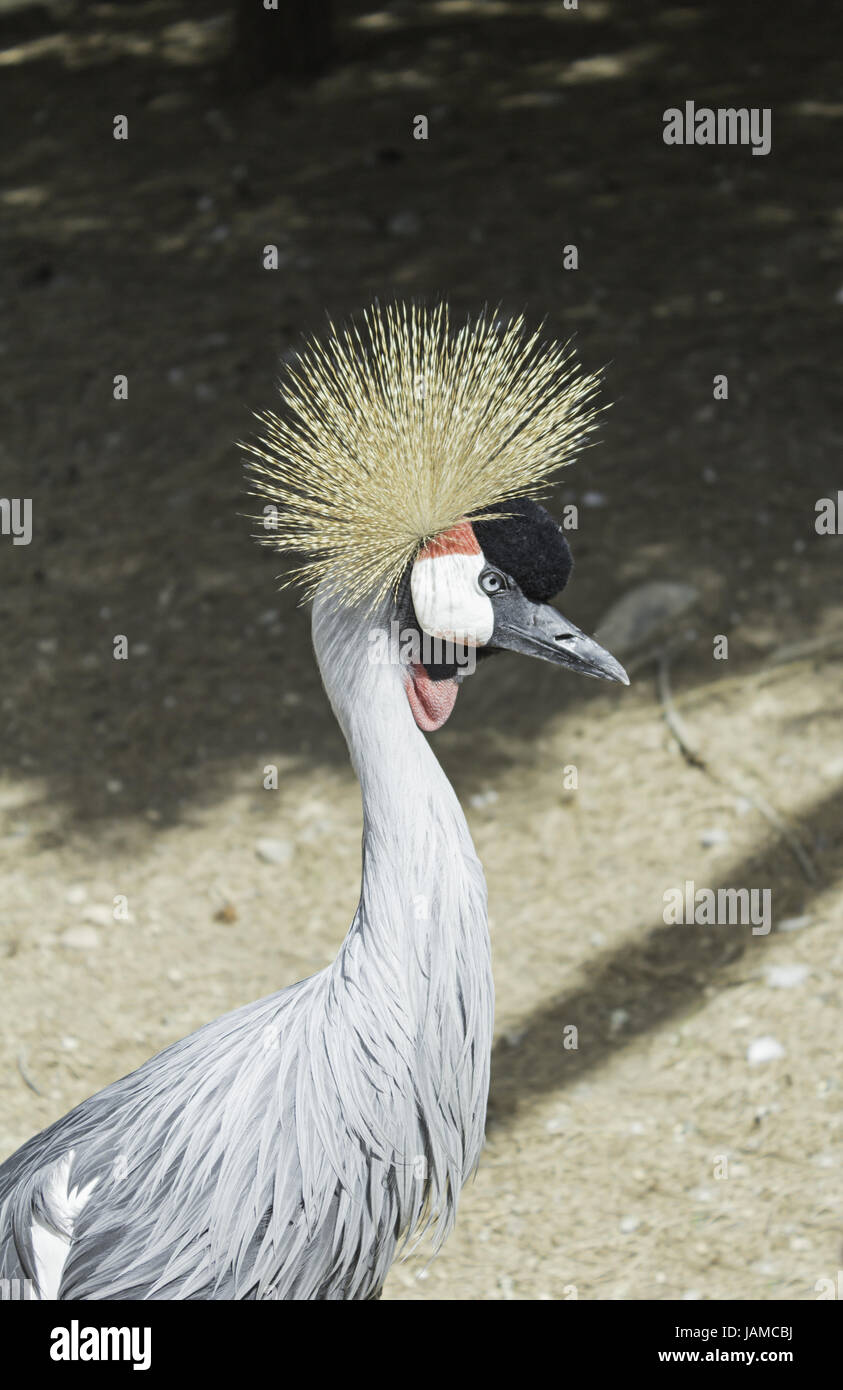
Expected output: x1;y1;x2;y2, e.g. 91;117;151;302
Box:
243;301;604;607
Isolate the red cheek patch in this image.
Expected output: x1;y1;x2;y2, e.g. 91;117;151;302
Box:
417;520;480;561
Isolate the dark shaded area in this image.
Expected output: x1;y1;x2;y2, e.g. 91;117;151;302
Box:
230;0;334;84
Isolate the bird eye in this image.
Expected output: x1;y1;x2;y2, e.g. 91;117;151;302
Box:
479;568;507;595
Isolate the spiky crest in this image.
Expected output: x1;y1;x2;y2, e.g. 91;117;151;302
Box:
243;301;604;607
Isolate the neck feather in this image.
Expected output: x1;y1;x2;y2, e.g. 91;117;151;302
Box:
311;589;482;910
310;589;493;1192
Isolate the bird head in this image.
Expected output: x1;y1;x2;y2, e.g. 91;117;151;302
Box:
244;301;629;731
401;497;627;731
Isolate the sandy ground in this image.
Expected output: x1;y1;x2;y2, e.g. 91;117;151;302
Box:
0;0;841;1300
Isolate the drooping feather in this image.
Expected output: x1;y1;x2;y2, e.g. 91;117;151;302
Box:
243;301;603;607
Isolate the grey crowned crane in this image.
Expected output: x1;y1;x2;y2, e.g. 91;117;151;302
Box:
0;303;628;1300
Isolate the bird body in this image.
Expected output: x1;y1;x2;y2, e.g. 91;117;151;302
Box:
0;303;627;1299
0;592;491;1299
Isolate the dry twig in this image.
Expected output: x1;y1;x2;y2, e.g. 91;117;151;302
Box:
657;649;818;884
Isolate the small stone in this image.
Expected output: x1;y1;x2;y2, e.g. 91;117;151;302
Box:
82;904;115;928
582;490;607;507
469;789;499;809
297;821;333;844
545;1104;572;1133
36;637;57;655
594;581;700;659
388;210;421;236
619;1215;639;1234
700;826;729;848
60;925;100;950
764;963;808;989
214;902;238;924
255;837;293;866
778;915;812;933
65;884;87;905
747;1035;785;1065
609;1008;629;1034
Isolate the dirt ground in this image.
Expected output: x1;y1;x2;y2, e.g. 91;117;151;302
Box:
0;0;841;1300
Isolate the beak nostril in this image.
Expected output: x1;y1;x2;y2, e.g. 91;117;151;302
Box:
554;633;575;643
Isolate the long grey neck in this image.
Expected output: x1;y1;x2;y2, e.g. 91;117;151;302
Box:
312;589;485;921
310;588;493;1187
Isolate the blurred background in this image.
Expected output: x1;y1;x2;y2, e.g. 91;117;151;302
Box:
0;0;841;1300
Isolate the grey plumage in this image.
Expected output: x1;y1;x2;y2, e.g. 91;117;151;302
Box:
0;592;493;1300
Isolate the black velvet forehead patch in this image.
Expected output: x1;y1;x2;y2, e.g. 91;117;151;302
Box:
470;497;573;602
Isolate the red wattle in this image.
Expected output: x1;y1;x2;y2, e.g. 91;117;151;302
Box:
405;663;459;731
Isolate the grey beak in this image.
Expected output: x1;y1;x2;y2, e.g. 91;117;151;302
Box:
490;591;630;685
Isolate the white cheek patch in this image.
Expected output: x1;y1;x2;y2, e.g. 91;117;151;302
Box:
411;521;494;646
